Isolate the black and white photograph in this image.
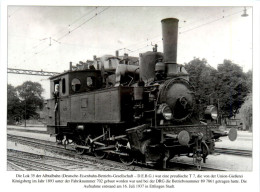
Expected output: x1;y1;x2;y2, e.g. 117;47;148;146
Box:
2;1;260;192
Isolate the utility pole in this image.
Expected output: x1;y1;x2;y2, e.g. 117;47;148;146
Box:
217;99;220;124
24;99;26;127
24;85;30;127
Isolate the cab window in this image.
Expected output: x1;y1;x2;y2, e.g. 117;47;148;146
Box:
87;76;95;88
62;78;66;94
71;78;81;92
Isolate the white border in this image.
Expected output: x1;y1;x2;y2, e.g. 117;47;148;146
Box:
1;1;259;192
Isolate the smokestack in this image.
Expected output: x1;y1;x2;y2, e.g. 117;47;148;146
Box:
115;50;119;57
161;18;179;76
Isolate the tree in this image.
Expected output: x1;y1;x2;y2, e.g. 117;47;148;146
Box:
185;58;250;121
245;70;252;93
16;81;44;120
184;58;217;118
239;93;252;131
7;84;22;123
215;60;248;118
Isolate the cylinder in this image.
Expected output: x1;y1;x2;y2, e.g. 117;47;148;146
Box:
161;18;179;76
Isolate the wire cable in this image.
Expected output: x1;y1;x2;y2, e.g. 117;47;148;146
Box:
179;9;246;34
29;7;99;54
57;7;110;42
22;7;110;62
119;7;249;53
51;7;97;38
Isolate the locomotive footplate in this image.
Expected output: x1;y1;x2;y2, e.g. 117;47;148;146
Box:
159;124;215;141
156;124;237;169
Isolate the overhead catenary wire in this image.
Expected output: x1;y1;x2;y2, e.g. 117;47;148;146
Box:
22;7;242;61
178;7;234;30
51;7;98;39
15;6;250;67
117;34;161;52
67;7;249;62
56;41;116;52
35;7;109;55
28;7;99;55
22;7;110;63
57;7;110;42
179;9;246;34
68;7;98;27
126;7;250;55
9;7;63;54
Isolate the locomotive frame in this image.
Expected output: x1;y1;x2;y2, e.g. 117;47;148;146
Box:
45;18;237;169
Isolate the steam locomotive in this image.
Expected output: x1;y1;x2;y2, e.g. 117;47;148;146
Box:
45;18;237;169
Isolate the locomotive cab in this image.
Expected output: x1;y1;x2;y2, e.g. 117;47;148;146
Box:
46;69;103;133
50;70;102;99
45;67;135;135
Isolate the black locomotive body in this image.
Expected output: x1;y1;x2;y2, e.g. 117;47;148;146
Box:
45;18;237;169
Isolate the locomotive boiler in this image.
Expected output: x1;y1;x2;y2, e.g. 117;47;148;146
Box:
45;18;237;169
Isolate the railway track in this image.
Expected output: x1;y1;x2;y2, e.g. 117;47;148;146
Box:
7;149;125;171
7;130;252;158
8;128;252;158
7;134;248;171
8;153;69;171
168;161;228;171
7;134;151;171
7;160;27;171
214;147;252;157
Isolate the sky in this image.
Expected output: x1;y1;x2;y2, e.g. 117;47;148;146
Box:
6;5;253;98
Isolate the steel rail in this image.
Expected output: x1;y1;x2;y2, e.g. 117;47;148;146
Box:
168;161;228;171
214;148;252;157
7;160;27;171
7;133;247;171
7;134;147;171
8;149;121;171
8;155;69;171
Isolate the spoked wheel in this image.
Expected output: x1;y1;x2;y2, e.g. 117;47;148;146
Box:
94;150;107;159
201;141;209;163
75;140;86;155
119;154;135;165
91;133;107;159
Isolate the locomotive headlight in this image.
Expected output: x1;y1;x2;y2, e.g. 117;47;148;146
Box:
162;105;173;120
204;105;218;120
